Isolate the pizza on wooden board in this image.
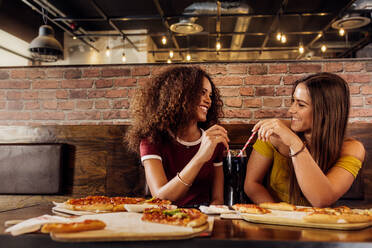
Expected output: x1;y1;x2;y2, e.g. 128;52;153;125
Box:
232;204;271;214
41;219;106;233
259;202;297;211
141;208;208;228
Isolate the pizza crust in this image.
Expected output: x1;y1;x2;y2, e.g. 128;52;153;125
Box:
232;204;271;214
41;220;106;233
303;213;371;224
259;202;296;211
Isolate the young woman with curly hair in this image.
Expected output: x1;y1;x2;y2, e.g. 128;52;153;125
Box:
125;66;229;206
244;72;365;207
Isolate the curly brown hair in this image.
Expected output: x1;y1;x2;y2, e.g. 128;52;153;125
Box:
125;66;223;154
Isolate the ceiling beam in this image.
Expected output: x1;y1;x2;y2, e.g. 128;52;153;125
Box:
90;0;139;51
336;32;371;58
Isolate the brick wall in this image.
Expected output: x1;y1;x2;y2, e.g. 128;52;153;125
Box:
0;60;371;125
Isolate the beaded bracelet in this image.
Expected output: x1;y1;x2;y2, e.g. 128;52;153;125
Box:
177;172;192;187
289;142;306;157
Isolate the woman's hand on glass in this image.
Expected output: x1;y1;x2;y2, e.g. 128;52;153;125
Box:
196;125;229;163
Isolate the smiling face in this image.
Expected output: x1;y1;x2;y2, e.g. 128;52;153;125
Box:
196;77;212;122
289;83;313;133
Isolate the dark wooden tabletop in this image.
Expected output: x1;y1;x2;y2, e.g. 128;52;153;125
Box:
1;203;372;248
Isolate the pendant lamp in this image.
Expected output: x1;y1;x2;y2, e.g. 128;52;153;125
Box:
29;25;63;62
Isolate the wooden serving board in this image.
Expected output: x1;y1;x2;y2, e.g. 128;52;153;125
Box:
50;212;210;242
240;211;372;230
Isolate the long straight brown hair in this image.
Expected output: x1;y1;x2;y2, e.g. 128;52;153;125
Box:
289;72;350;204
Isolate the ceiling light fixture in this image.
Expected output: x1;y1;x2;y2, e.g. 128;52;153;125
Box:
169;50;174;58
170;17;203;34
29;8;63;62
161;36;167;45
216;40;221;51
321;44;327;53
276;32;282;41
280;34;287;43
167;58;172;64
298;43;304;54
105;46;110;57
186;53;191;61
339;28;345;36
122;52;126;62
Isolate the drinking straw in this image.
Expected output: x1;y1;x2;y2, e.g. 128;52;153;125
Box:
237;131;257;157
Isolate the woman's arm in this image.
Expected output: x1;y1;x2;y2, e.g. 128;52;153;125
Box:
210;166;224;205
244;149;275;204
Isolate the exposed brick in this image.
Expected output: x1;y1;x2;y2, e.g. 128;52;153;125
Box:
366;97;372;105
132;66;150;76
76;100;93;109
27;103;40;113
58;101;74;110
137;78;150;87
245;75;281;85
88;90;106;98
62;79;93;88
351;97;363;106
219;87;240;97
8;101;23;110
128;88;136;98
263;98;282;107
151;66;169;76
0;112;30;120
243;98;262;108
226;64;247;74
288;64;321;74
366;62;372;72
255;87;275;96
249;65;267;75
103;110;129;119
82;68;100;77
31;112;65;120
344;62;364;72
69;90;87;99
224;97;242;107
361;85;372;95
56;90;68;99
223;109;251;118
33;80;59;89
0;80;30;89
114;78;137;87
46;69;63;78
349;85;360;94
0;91;5;100
101;67;131;77
268;64;287;74
7;91;22;100
27;70;45;79
23;91;38;100
10;70;26;79
96;79;113;88
0;101;6;109
67;111;100;120
350;108;372;117
39;91;56;99
276;86;292;96
106;89;127;98
323;63;343;72
283;75;303;85
207;66;227;75
341;74;371;84
213;76;243;86
0;70;9;80
95;100;110;109
239;87;254;96
254;109;289;118
43;101;58;110
64;69;82;79
112;100;129;109
284;98;292;107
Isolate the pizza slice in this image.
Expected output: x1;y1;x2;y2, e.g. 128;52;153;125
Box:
141;208;208;228
110;196;146;212
303;211;371;224
259;202;297;211
232;204;271;214
143;197;172;206
41;219;106;233
64;196;113;212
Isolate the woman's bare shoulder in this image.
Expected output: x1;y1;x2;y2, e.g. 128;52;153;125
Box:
340;138;365;162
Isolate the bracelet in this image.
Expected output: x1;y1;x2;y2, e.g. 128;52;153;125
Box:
177;172;192;187
289;142;306;157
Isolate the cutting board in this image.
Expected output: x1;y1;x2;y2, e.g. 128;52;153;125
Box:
240;210;372;230
50;212;210;242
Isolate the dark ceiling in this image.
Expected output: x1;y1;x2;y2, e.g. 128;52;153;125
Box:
2;0;372;63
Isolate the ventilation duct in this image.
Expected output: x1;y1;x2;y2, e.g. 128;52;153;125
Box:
332;0;371;30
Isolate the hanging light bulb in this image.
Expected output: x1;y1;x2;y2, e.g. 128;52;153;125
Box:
72;36;77;40
280;34;287;43
321;44;327;53
276;32;282;41
121;52;126;62
216;41;221;51
105;46;110;57
186;53;191;61
169;50;174;58
339;28;345;36
298;44;304;54
161;36;167;45
167;58;172;64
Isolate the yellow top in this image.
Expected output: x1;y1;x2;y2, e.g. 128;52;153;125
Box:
252;139;363;206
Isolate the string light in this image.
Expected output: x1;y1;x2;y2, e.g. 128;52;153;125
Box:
276;32;282;41
339;28;345;36
167;58;172;64
186;53;191;61
72;36;77;40
280;34;287;43
105;46;110;57
121;52;126;62
298;43;304;54
216;41;221;51
161;36;167;45
169;50;174;58
321;44;327;52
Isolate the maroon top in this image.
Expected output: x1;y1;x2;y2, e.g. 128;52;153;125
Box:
140;131;225;206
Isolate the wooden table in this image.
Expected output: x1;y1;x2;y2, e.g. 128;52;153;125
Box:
1;203;372;248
